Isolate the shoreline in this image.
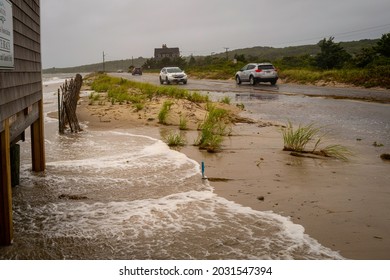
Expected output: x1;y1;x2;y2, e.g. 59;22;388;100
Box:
72;80;390;260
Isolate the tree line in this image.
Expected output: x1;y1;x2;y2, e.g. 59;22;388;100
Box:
276;33;390;70
141;33;389;72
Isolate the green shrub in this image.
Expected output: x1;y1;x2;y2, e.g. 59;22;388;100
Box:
279;66;390;88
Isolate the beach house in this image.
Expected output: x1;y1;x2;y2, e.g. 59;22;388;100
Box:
0;0;44;246
154;44;180;60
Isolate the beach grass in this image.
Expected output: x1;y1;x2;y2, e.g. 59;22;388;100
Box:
179;116;188;130
195;104;231;152
281;121;351;160
320;144;353;161
90;73;209;104
158;100;173;124
282;121;322;152
164;132;186;147
220;96;231;105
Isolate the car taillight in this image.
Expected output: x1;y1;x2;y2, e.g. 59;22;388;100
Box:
255;69;262;72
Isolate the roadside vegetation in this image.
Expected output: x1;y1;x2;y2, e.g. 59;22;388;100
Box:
281;121;352;161
88;73;210;106
275;34;390;88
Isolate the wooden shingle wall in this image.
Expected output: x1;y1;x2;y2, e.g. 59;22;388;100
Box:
0;0;43;246
0;0;42;138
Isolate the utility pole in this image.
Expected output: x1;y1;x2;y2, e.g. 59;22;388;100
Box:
224;47;229;61
102;51;106;73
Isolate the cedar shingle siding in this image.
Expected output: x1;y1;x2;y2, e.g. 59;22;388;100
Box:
0;0;42;137
0;0;43;246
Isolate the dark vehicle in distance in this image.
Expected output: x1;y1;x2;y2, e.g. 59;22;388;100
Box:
132;67;143;75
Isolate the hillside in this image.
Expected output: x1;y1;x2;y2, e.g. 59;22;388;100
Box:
43;39;379;73
223;39;379;61
43;57;147;74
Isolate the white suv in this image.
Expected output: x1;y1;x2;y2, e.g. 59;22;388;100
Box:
235;63;278;85
159;67;188;85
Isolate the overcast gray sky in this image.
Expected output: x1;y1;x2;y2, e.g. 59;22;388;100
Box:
41;0;390;68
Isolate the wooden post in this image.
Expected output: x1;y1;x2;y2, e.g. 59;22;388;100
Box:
0;119;13;245
10;144;20;187
31;100;45;172
58;88;62;134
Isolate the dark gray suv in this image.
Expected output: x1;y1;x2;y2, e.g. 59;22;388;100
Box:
235;63;278;85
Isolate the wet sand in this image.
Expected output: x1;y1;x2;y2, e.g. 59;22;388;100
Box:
75;89;390;260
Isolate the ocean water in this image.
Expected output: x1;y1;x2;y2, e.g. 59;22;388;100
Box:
0;76;343;260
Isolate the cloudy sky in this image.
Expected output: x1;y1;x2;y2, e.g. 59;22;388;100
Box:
41;0;390;68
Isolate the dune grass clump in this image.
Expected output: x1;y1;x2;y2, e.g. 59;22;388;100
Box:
187;91;209;103
179;116;188;130
88;92;101;105
282;121;322;152
320;144;353;161
195;104;231;152
158;100;174;124
281;121;352;161
133;103;144;112
220;96;231;105
164;132;186;147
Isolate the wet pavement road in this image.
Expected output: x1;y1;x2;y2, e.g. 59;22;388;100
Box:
112;73;390;103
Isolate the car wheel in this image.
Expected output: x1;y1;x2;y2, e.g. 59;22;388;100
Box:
159;76;163;84
271;79;277;85
235;75;241;85
183;80;187;85
249;76;256;86
165;77;170;85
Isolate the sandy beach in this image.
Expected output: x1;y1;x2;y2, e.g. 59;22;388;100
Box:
74;81;390;260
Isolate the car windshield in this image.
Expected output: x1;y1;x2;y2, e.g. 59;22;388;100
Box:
167;67;182;73
258;65;275;70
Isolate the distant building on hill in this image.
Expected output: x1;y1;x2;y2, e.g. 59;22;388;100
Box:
154;44;180;60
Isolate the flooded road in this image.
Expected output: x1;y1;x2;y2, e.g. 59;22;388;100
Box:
237;92;390;147
114;73;390;146
112;72;390;103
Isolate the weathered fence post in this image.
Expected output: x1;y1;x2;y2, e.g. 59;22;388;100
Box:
58;74;83;134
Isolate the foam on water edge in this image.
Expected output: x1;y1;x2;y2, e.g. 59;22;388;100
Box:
6;128;344;260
